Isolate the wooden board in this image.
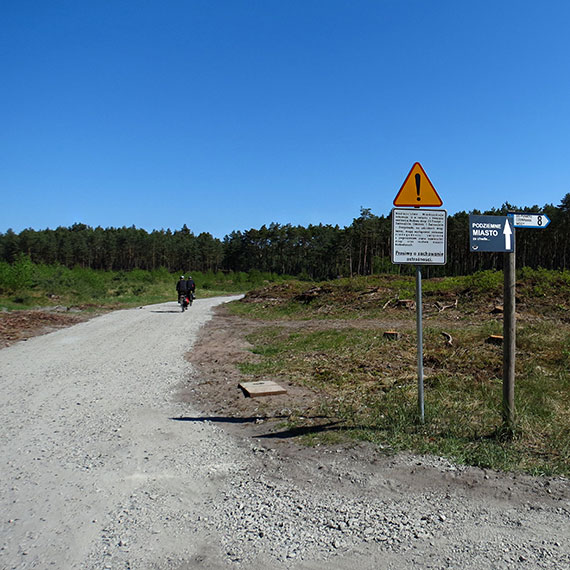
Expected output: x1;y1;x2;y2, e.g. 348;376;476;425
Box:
239;380;287;398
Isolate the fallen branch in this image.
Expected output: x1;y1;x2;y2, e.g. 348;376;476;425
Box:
435;299;458;312
359;287;380;296
382;293;400;310
441;332;453;346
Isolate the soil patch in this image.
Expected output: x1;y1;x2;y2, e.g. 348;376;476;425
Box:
182;306;325;442
183;304;430;444
0;309;94;348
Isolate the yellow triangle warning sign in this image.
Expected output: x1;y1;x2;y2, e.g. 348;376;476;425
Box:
393;162;443;207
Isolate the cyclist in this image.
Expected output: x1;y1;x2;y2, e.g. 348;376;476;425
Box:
176;275;189;302
186;275;196;301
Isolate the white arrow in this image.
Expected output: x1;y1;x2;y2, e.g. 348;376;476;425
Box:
503;218;513;251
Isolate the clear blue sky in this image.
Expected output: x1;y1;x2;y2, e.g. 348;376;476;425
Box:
2;1;569;238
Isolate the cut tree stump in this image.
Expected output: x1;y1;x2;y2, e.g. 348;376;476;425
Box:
383;331;400;340
239;380;287;398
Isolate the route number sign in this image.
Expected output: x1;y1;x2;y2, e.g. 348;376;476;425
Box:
507;213;551;228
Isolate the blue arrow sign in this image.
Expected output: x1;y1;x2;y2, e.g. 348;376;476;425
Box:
507;213;551;228
469;215;515;252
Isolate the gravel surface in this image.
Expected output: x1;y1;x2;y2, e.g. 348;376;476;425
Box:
1;297;569;569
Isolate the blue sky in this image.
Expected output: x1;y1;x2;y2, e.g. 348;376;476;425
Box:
2;1;569;238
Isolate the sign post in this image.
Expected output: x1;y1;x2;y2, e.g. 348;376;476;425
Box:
415;266;424;421
469;214;516;432
469;211;550;434
503;249;516;432
392;163;446;423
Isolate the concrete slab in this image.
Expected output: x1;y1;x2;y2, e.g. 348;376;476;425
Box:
239;380;287;397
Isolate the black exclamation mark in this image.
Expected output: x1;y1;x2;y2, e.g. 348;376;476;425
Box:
415;173;421;202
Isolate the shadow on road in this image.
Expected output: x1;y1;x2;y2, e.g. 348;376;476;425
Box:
170;415;343;440
254;421;343;439
171;415;281;424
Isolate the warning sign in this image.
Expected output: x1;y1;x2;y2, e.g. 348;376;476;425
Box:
393;162;443;207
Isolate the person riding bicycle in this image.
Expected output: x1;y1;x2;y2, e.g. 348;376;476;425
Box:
176;275;189;299
176;275;196;303
186;275;196;300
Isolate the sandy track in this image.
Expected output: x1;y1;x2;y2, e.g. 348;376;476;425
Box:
1;297;245;569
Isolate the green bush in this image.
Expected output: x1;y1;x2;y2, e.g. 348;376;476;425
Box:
519;267;570;297
468;270;503;292
0;254;34;293
0;261;11;293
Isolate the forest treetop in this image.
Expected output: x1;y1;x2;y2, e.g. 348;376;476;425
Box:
1;195;569;280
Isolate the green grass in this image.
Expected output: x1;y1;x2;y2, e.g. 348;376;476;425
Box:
240;325;569;475
0;260;286;310
231;271;570;475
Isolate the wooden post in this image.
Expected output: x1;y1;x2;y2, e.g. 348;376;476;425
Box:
502;250;516;434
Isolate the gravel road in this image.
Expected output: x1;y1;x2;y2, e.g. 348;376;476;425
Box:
1;298;569;569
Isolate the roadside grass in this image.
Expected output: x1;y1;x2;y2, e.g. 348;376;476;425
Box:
239;324;569;475
229;272;504;321
4;261;568;475
230;269;569;322
232;271;570;476
0;260;280;311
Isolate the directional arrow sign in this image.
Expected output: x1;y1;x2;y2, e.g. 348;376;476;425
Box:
469;214;515;252
503;218;513;250
507;213;551;228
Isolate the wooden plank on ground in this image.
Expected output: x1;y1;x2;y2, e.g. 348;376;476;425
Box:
239;380;287;397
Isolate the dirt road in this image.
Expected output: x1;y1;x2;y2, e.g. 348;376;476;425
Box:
1;298;569;569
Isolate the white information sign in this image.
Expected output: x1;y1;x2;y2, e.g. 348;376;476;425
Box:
392;208;447;265
508;213;551;229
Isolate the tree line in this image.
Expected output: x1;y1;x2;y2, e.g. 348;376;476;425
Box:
1;194;568;279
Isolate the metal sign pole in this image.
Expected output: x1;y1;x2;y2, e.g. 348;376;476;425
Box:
416;265;425;423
